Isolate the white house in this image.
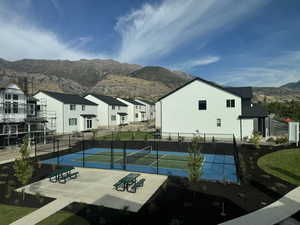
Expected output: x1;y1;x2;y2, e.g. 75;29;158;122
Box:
155;78;269;140
117;98;146;123
34;91;98;134
84;94;128;127
135;99;155;120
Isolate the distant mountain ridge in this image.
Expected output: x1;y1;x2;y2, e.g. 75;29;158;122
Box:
0;58;299;102
0;58;193;100
281;80;300;90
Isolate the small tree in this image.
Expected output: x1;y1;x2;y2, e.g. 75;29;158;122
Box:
187;137;204;202
13;136;34;200
187;137;204;183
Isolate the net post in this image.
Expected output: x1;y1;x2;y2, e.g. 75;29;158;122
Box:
123;141;126;170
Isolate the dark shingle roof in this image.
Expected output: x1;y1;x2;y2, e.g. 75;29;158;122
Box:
136;99;155;105
39;91;97;105
240;103;268;118
121;98;145;106
87;94;127;106
224;87;253;99
158;77;253;101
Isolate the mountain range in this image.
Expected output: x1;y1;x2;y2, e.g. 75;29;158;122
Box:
0;58;299;102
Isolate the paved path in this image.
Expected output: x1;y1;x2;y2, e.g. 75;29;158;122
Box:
10;198;73;225
219;187;300;225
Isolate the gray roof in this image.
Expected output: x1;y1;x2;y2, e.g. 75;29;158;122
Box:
87;94;127;106
39;91;97;105
121;98;145;106
240;103;268;118
224;87;253;99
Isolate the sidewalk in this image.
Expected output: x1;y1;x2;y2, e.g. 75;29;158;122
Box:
219;187;300;225
10;198;73;225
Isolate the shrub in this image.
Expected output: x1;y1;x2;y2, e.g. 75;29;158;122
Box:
266;137;275;143
275;136;288;144
187;137;204;183
249;131;261;149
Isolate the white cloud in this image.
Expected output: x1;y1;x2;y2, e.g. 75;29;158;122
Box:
172;56;220;70
0;2;104;61
216;51;300;87
115;0;267;63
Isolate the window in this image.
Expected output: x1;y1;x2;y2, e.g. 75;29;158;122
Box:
82;105;85;111
5;93;11;100
198;100;207;110
217;119;221;127
135;113;138;118
112;105;115;110
13;102;18;113
4;102;11;114
69;118;77;126
70;104;76;110
226;99;235;108
87;119;92;129
28;104;35;115
111;115;116;121
121;116;125;122
13;94;18;100
135;105;138;109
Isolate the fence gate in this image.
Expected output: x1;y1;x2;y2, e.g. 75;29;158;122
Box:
288;122;299;146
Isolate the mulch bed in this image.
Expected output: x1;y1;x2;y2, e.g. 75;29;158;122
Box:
0;143;299;225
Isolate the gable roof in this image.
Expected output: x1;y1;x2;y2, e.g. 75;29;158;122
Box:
86;94;127;106
120;98;145;106
37;91;97;105
158;77;252;101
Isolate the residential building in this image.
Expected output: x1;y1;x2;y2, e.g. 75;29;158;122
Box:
0;83;49;146
84;94;128;127
34;91;98;134
135;99;155;120
117;98;146;122
155;77;269;140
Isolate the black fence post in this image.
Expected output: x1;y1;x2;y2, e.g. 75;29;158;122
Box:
53;136;56;152
204;133;206;143
156;140;159;174
68;134;71;148
34;139;37;158
82;135;85;168
123;141;126;170
110;140;114;169
56;139;60;165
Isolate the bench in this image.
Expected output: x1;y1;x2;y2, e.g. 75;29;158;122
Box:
128;178;145;193
113;173;140;192
48;167;76;183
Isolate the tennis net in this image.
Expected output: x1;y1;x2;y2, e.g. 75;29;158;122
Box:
126;146;152;164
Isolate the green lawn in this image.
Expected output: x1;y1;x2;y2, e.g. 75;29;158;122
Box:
257;149;300;186
97;131;154;141
77;151;189;170
0;203;89;225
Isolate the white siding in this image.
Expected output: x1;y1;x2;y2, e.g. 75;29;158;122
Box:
117;98;146;122
158;80;243;138
155;102;161;129
241;119;254;140
135;99;155;120
84;95;128;127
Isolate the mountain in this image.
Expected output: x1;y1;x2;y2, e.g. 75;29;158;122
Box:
0;58;193;101
280;80;300;90
253;87;300;102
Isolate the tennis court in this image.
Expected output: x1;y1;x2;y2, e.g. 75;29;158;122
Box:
42;147;238;182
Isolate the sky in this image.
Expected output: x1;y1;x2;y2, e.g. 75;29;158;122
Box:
0;0;300;87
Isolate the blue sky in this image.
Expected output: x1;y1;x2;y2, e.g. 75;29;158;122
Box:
0;0;300;87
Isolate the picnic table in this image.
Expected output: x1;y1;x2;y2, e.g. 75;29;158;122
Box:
48;167;79;183
114;173;140;192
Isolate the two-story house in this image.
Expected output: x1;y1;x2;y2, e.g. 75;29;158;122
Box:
34;91;98;134
117;98;146;123
0;82;49;146
135;99;155;120
84;94;128;127
155;77;269;140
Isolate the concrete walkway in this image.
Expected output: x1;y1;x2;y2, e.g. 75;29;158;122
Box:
10;198;73;225
219;187;300;225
